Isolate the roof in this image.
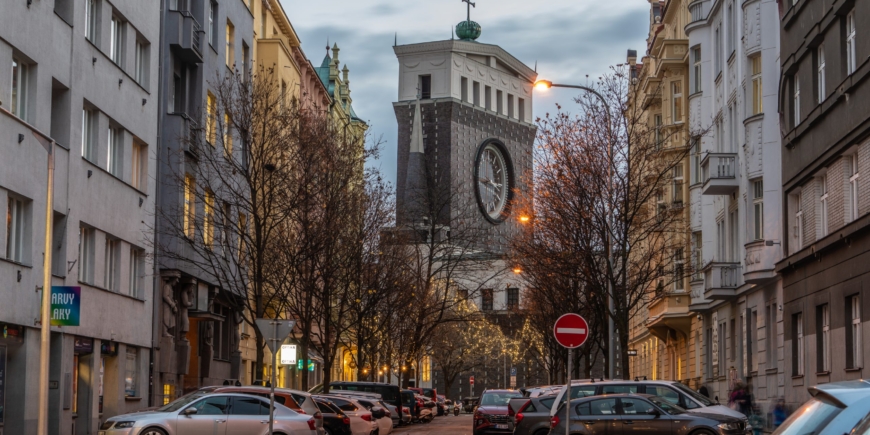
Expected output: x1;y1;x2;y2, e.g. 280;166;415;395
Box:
394;39;537;84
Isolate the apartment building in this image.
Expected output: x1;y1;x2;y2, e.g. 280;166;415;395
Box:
686;0;784;419
0;0;159;433
778;0;870;408
154;0;253;405
627;0;702;387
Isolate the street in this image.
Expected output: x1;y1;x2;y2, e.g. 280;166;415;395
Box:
392;415;475;435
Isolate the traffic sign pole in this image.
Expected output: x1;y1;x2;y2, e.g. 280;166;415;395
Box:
566;349;571;435
552;313;589;435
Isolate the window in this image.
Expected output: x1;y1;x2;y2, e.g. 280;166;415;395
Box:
78;226;94;284
131;141;146;191
751;55;762;115
481;288;493;311
85;0;97;42
849;154;860;222
82;109;96;161
129;247;143;298
793;313;804;376
496;90;504;114
718;322;726;371
674;248;684;290
753;180;764;240
692;141;702;183
6;196;26;262
104;237;119;291
728;103;737;151
730;317;737;361
672;81;683;122
729;209;738;261
717;219;726;261
672;164;684;204
260;5;266;36
184;174;196;239
461;77;468;102
209;1;216;47
693;46;702;93
422;356;431;382
818;304;830;372
793;192;803;252
692;231;702;281
846;11;857;75
224;113;232;157
518;98;525;122
237;212;247;262
727;4;735;55
768;303;777;369
485;86;492;110
226;20;235;67
817;45;826;103
846;295;862;369
654;114;663;149
750;310;758;372
793;74;801;126
508;94;515;118
456;288;468;300
204;190;215;248
473;81;480;106
110;16;123;65
280;80;286;109
206;91;216;145
507;288;519;310
125;347;138;397
11;57;29;120
819;175;829;237
135;41;147;85
107;127;122;177
714;25;722;75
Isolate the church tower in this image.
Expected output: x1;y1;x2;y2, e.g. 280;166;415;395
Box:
393;10;537;253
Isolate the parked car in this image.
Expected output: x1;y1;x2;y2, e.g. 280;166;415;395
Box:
314;398;353;435
328;381;404;424
548;379;745;420
408;387;438;402
350;397;393;435
400;390;416;424
507;395;557;435
207;385;324;419
522;385;561;398
472;389;523;435
99;392;319;435
435;395;447;416
550;394;749;435
462;396;478;413
772;380;870;435
315;395;376;435
332;392;399;428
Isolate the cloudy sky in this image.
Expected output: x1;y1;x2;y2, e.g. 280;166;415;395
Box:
279;0;651;185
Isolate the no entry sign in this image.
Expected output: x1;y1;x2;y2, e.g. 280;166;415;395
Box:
553;313;589;348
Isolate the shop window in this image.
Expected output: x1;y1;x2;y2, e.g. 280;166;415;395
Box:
125;347;138;397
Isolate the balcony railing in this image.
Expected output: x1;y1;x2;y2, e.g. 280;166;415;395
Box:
701;153;739;195
167;10;204;64
703;262;742;299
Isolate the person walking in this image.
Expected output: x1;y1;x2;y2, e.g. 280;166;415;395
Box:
772;398;788;428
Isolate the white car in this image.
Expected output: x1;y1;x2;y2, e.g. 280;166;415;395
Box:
99;392;317;435
316;395;376;435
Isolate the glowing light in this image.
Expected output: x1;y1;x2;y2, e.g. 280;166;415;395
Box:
519;215;530;223
534;80;553;91
513;267;522;274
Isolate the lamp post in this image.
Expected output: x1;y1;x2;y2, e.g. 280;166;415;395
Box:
532;80;618;380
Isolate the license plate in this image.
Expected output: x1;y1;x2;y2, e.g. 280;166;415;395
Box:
494;424;508;429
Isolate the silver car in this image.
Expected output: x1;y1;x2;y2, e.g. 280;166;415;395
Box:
773;380;870;435
99;392;318;435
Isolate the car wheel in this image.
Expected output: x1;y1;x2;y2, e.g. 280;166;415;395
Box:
691;430;716;435
324;428;334;435
140;428;167;435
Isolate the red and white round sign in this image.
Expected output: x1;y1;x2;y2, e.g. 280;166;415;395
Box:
469;376;475;385
553;313;589;349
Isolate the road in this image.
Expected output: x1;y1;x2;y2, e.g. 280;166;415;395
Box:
391;414;475;435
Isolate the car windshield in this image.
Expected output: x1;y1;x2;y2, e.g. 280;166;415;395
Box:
774;398;843;435
480;392;522;406
157;393;207;412
671;382;715;406
647;396;686;415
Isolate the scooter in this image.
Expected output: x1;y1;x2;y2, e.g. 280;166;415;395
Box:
453;403;460;416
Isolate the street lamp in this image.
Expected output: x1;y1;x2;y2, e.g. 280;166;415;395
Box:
532;79;619;380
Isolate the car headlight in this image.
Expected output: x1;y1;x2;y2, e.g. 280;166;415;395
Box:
718;422;743;431
112;421;136;429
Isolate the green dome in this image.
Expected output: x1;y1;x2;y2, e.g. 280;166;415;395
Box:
456;20;481;41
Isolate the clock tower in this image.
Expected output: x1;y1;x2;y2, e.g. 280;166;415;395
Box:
393;17;537;254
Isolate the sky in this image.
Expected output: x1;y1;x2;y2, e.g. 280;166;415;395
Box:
279;0;651;186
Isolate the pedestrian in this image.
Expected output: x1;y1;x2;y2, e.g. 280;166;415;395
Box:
772;397;788;428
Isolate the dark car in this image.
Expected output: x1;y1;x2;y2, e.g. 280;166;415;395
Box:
508;395;557;435
550;393;748;435
401;389;417;423
772;380;870;435
462;396;479;413
314;398;353;435
473;389;524;435
329;381;404;423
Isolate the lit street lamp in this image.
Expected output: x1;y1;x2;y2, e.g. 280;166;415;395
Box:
533;79;619;380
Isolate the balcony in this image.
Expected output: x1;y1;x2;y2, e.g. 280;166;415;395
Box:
166;10;203;64
703;262;742;300
646;292;692;340
701;153;738;195
743;240;778;284
165;113;201;157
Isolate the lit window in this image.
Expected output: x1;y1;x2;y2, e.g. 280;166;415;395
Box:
226;20;235;67
751;56;762;115
206;91;216;145
204;190;214;248
11;57;29;120
224;113;233;157
184;174;196;239
817;45;826;103
753;180;764;240
846;11;857;75
6;197;26;262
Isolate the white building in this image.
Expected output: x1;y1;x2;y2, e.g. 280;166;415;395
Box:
0;0;159;433
686;0;783;419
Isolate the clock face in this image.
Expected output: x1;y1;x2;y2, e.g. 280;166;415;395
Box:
475;142;512;222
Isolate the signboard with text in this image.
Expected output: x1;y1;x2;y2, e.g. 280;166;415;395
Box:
280;345;297;365
50;286;81;326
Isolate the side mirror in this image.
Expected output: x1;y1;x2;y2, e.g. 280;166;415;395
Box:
649;408;661;417
372;408;385;419
182;407;198;416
